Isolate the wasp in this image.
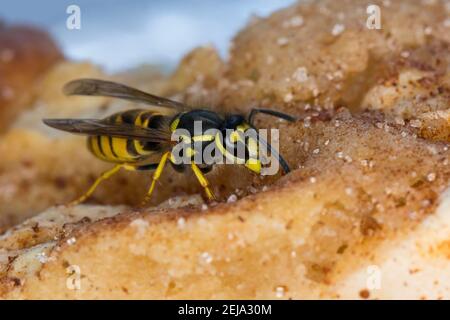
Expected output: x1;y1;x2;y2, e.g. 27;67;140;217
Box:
43;79;295;205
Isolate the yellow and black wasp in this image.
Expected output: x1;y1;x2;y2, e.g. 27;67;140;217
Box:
43;79;295;205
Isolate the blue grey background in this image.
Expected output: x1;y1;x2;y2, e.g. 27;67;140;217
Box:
0;0;295;72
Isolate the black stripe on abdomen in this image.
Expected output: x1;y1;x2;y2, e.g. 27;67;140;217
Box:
126;139;140;156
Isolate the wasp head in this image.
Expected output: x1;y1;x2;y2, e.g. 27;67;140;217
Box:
223;115;261;174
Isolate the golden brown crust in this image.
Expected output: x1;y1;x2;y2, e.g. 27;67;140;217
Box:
1;0;450;299
0;24;63;130
205;0;450;117
1;111;449;299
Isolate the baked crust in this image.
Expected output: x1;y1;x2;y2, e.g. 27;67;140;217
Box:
1;0;450;299
0;24;62;131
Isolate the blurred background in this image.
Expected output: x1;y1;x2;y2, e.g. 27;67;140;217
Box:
0;0;296;72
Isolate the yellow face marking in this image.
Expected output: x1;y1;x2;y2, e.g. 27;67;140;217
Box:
215;132;245;164
245;158;261;173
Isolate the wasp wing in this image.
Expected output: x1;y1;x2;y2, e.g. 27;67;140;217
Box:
63;78;189;111
43;118;171;143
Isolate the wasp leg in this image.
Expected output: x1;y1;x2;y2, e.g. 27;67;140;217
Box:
70;163;159;206
69;164;123;206
141;151;171;205
191;162;216;201
247;108;296;126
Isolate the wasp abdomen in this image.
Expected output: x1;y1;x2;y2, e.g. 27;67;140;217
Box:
87;109;165;163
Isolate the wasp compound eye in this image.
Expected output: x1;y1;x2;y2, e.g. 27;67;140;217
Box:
224;115;245;129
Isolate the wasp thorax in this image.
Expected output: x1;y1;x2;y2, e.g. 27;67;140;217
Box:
224;114;246;129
